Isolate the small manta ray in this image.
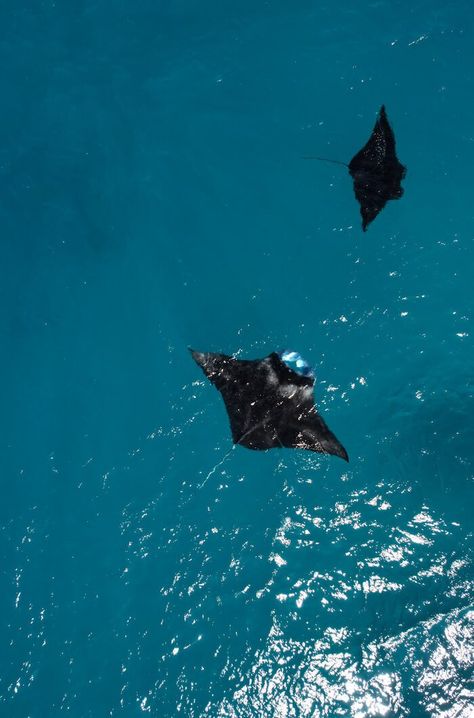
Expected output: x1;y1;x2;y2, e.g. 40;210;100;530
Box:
191;348;348;461
305;105;406;231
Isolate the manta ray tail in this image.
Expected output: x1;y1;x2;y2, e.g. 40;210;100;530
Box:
198;444;236;489
302;156;348;167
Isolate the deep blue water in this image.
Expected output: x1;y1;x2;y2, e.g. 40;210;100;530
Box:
1;2;473;716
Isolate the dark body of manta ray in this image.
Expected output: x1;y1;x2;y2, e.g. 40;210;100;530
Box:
191;349;348;461
349;105;406;230
306;105;406;230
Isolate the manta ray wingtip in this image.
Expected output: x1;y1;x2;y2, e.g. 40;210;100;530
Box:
189;348;206;366
325;436;349;462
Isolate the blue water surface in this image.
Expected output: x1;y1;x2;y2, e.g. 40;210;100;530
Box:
1;1;473;716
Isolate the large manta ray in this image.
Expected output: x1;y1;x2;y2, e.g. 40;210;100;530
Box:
348;105;406;230
191;349;348;461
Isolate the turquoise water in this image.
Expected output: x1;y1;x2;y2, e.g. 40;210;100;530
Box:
2;2;473;716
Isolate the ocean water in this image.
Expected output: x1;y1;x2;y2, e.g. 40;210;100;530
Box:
1;1;473;716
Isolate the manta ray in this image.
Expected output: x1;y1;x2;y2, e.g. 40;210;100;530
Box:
191;348;348;461
305;105;406;230
349;105;406;230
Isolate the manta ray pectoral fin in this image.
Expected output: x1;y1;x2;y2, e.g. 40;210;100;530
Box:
189;348;208;367
322;434;349;461
189;349;235;388
302;428;349;461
